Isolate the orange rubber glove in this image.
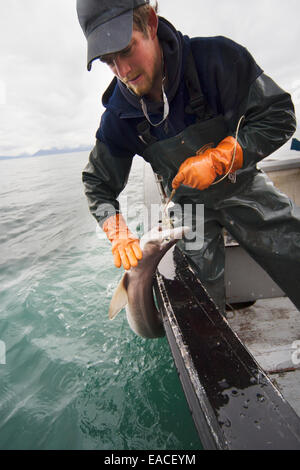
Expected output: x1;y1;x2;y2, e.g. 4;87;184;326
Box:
103;213;143;270
172;136;243;191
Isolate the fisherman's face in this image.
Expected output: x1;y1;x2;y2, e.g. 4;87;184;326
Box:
100;14;162;101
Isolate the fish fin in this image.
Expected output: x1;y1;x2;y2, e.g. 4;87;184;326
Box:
108;274;128;320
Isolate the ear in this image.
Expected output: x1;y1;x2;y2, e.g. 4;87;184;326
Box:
147;7;158;40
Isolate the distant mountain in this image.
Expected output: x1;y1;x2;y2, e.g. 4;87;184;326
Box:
0;145;92;160
0;153;31;160
32;145;92;156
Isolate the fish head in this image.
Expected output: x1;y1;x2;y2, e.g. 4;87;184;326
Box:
140;225;190;251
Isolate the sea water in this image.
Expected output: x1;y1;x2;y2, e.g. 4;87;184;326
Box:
0;151;202;450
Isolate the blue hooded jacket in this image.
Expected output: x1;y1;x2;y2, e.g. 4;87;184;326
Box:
96;17;262;159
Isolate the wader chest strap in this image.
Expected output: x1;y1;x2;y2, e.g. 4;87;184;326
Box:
137;120;158;145
184;51;213;121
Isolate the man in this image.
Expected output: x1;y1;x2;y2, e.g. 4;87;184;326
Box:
77;0;300;313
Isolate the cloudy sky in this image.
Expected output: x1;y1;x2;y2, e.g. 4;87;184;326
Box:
0;0;299;156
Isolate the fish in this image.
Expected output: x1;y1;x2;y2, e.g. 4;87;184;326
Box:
108;225;190;339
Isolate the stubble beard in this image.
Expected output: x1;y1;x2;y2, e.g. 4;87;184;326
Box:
123;54;163;100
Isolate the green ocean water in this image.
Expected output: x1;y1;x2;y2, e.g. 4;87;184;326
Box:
0;151;202;450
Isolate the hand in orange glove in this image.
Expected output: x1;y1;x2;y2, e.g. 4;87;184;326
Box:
103;213;143;270
172;136;243;191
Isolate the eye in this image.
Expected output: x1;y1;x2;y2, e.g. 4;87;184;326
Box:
99;55;114;65
119;46;132;57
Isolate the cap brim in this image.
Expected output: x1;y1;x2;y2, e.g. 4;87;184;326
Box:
87;10;133;71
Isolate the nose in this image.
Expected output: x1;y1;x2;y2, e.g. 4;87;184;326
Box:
113;56;132;80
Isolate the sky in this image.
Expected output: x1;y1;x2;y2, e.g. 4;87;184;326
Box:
0;0;299;157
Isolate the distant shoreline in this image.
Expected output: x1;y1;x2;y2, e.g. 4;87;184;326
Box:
0;146;92;160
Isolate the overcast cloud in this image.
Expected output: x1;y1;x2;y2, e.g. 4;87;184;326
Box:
0;0;299;156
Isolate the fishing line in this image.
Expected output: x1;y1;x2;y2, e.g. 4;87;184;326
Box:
162;115;245;216
211;114;245;186
159;116;245;227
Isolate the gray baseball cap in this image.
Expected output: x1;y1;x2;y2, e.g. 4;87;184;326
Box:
77;0;150;71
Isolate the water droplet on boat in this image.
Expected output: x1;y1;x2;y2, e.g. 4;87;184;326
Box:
224;418;231;428
257;393;265;402
243;398;250;409
218;378;229;389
